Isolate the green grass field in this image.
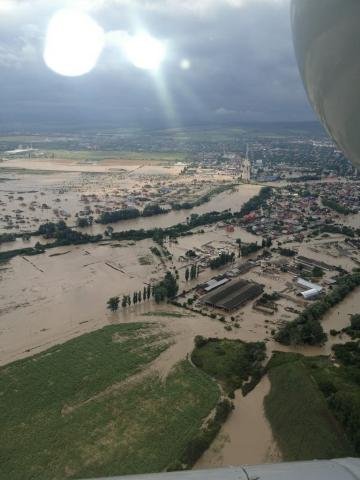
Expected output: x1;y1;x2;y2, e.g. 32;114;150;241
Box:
265;352;355;461
0;323;219;480
191;338;266;395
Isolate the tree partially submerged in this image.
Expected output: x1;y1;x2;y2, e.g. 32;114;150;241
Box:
107;296;120;312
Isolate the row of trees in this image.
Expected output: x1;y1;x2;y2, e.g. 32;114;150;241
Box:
97;204;168;225
209;251;235;270
235;238;272;259
107;284;153;312
279;247;296;257
107;271;179;312
275;272;360;346
185;264;200;281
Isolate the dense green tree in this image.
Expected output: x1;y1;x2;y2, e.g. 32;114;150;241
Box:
97;208;140;225
209;252;235;270
185;267;190;282
121;296;127;308
190;264;197;280
241;243;262;257
142;204;168;217
236;239;242;258
107;296;120;312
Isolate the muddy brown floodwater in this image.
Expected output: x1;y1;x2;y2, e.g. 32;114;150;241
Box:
195;375;281;469
1;167;359;469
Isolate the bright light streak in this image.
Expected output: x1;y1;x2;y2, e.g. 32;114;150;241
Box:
43;9;105;77
124;33;166;71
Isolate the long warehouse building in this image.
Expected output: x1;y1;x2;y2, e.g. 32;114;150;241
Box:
200;278;264;312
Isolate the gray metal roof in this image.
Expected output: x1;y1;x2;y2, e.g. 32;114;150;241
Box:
201;278;263;310
84;458;360;480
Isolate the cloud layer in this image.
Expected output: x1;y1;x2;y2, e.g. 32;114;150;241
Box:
0;0;313;130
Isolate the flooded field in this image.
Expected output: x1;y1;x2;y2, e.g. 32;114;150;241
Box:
1;160;359;470
0;170;260;367
0;156;260;241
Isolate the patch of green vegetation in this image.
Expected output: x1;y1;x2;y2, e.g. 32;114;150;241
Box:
192;337;266;395
173;398;233;470
0;323;220;480
265;352;355;461
141;311;193;318
343;314;360;339
316;341;360;452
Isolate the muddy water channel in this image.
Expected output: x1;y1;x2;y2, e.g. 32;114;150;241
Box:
195;375;281;468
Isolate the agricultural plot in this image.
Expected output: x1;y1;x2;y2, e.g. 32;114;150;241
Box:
0;323;219;480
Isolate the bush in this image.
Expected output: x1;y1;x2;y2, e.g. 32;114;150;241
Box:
194;336;208;348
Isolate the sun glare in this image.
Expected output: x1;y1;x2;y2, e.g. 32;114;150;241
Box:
124;33;166;71
43;9;105;77
0;0;14;11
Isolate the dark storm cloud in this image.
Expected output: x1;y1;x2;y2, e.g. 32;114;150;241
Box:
0;0;314;130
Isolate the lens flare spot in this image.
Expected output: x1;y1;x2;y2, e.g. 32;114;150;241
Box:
43;9;104;77
124;33;166;71
180;58;191;70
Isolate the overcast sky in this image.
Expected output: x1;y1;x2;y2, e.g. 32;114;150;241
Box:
0;0;314;130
